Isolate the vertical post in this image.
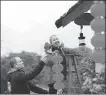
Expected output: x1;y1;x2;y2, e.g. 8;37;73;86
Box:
66;54;74;94
73;56;83;93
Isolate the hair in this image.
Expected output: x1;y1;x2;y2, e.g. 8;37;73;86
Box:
44;42;51;50
9;57;17;68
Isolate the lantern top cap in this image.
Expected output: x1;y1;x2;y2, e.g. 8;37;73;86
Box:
78;33;85;39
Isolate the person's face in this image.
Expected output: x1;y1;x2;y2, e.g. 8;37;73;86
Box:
51;36;60;47
14;57;24;69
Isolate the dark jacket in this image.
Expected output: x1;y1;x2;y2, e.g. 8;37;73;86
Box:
7;61;46;94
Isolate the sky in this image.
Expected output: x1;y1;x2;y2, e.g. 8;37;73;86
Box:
1;1;95;56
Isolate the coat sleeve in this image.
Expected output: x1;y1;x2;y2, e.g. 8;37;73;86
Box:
28;82;48;94
62;47;83;57
17;60;45;81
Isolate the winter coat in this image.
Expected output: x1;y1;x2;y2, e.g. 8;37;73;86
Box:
7;61;46;94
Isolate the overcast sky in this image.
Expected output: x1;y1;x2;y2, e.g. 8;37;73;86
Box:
1;1;94;56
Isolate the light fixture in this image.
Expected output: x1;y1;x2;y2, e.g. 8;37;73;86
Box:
78;25;86;46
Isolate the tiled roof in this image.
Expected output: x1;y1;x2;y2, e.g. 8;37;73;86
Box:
55;0;94;28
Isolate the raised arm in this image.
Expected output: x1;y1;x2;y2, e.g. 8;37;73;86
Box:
17;60;45;81
17;56;48;81
62;47;82;56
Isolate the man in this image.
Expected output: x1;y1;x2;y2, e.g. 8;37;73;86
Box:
7;56;49;94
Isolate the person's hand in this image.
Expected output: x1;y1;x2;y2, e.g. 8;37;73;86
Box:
40;54;48;64
40;53;52;64
44;42;51;50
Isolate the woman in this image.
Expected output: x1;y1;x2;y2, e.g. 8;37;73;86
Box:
44;35;82;94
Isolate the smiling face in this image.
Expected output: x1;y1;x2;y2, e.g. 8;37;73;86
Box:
50;35;60;47
14;57;25;69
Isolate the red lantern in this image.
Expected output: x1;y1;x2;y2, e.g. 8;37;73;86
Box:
51;55;63;64
91;49;105;63
90;3;105;17
90;18;105;33
54;82;65;90
91;34;105;48
52;63;63;73
52;73;64;82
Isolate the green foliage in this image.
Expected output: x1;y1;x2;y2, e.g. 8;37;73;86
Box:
1;51;41;83
73;47;105;94
1;46;105;94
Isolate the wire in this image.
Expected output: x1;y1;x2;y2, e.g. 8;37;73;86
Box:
80;25;83;33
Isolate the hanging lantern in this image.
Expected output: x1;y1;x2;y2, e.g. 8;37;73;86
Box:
51;55;63;64
52;63;63;73
78;25;86;46
91;49;105;63
78;32;86;46
91;34;105;48
90;18;105;32
90;3;105;17
52;73;64;82
54;82;65;90
90;18;105;33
